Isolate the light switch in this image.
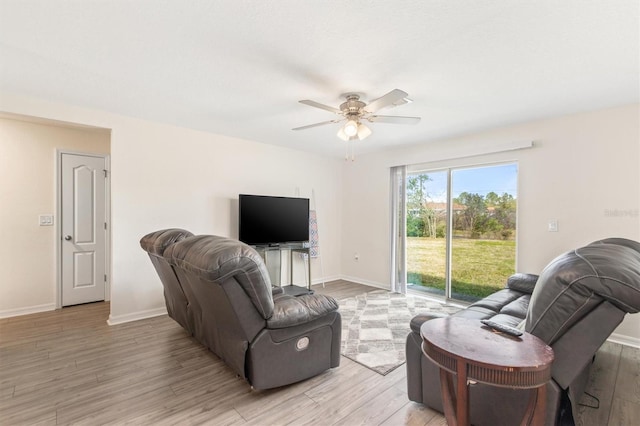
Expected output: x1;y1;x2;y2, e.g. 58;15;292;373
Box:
548;219;558;232
39;214;54;226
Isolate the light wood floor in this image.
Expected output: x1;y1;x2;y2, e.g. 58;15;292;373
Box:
1;280;638;425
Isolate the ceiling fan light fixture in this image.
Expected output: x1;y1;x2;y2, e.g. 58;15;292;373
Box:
343;120;359;137
295;89;420;147
336;127;349;141
357;123;372;140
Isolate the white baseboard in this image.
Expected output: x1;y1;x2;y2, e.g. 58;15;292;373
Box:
0;303;56;319
607;333;640;349
311;275;341;285
107;307;167;326
338;275;390;290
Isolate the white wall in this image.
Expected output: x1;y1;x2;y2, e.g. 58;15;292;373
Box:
2;93;638;345
109;119;343;323
0;116;110;316
0;93;343;324
341;104;640;343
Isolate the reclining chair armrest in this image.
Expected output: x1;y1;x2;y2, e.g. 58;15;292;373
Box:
406;329;427;403
406;312;448;404
410;312;449;334
267;294;339;329
506;273;539;294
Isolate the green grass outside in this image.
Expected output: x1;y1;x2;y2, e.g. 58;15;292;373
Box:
407;237;516;300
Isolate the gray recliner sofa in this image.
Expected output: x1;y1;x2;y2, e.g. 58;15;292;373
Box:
140;228;195;333
141;230;341;390
406;238;640;425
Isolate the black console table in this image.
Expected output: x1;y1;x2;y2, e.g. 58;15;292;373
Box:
254;245;311;293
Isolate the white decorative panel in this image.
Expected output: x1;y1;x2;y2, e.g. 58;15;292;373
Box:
74;166;95;244
73;251;95;288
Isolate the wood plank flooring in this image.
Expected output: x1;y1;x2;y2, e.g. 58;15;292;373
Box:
1;280;638;425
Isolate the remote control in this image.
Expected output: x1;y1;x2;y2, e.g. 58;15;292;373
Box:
481;319;523;337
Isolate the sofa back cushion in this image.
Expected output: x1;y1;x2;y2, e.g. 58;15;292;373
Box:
165;235;275;319
140;228;195;256
139;228;195;331
525;238;640;344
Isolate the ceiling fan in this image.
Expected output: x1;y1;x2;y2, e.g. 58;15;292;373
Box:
293;89;421;142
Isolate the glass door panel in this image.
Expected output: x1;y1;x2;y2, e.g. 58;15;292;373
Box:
406;170;449;297
450;164;518;302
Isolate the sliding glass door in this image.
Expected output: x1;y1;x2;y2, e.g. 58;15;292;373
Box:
405;170;449;297
404;163;518;303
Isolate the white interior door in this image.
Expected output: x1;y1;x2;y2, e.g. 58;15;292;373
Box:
61;153;107;306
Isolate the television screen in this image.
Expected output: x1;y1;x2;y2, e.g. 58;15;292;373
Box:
239;194;310;246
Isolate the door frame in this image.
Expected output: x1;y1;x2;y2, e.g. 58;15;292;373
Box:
56;150;111;309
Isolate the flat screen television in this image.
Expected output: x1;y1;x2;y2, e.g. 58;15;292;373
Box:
239;194;310;246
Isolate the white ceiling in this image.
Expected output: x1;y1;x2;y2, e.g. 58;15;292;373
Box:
1;1;638;158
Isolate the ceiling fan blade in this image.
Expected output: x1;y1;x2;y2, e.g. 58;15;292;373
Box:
368;115;421;124
299;99;343;114
364;89;409;113
292;120;340;131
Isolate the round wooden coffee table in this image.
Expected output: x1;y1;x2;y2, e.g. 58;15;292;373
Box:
420;317;554;426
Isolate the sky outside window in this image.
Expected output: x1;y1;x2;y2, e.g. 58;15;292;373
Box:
413;164;518;202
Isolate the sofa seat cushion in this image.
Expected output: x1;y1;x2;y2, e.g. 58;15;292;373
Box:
469;289;525;313
267;294;339;329
499;295;530;319
409;288;530;332
454;306;499;320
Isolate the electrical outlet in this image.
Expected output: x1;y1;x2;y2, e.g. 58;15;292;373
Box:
548;219;558;232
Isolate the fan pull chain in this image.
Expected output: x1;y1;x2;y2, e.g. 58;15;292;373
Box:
345;141;355;161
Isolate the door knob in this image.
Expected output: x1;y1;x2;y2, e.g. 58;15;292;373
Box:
64;235;72;241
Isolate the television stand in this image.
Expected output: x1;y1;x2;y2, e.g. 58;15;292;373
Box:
254;244;312;292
